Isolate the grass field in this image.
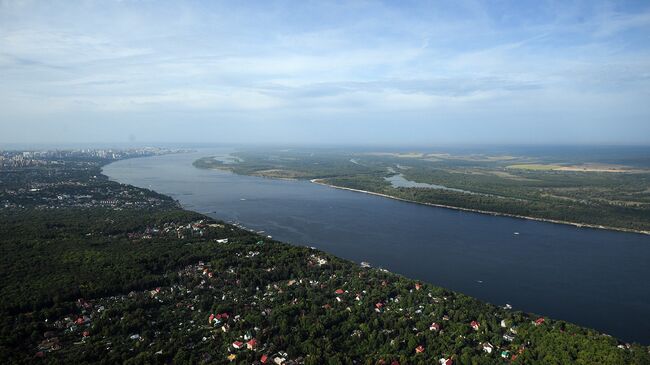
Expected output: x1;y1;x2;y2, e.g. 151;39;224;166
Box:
507;163;564;170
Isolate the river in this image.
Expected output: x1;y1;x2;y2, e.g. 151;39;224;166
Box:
103;148;650;344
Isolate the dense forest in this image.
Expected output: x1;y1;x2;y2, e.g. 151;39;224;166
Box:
1;152;649;364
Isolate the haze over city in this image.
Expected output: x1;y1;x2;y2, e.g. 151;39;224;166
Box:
1;0;650;145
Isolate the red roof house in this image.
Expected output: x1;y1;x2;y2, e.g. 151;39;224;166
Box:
470;321;480;330
232;341;244;349
335;289;344;294
247;339;257;350
415;345;425;353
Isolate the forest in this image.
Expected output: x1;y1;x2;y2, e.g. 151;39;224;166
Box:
1;153;649;364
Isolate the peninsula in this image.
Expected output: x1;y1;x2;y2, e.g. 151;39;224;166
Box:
193;147;650;234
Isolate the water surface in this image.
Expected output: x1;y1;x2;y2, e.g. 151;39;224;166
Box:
103;148;650;344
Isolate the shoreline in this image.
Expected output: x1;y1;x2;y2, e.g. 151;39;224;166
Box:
310;179;650;236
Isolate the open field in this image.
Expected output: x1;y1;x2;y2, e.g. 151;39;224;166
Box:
508;163;644;173
507;164;563;170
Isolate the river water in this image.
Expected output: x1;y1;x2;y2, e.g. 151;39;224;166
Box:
103;148;650;344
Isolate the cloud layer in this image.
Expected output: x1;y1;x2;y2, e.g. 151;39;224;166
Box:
1;0;649;145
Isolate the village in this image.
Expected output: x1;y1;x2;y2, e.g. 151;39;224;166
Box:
30;233;596;364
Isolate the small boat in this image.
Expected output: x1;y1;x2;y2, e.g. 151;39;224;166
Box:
513;232;520;235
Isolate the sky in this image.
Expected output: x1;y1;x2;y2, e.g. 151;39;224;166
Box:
1;0;650;146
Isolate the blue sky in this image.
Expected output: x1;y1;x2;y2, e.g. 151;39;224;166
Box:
1;0;649;145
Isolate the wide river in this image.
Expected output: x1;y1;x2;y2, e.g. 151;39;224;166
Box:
104;149;650;344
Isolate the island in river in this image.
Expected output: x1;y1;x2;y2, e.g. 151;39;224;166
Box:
193;146;650;234
2;148;650;364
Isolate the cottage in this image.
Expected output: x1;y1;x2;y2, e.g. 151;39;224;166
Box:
470;320;480;331
482;342;494;354
232;341;244;349
247;339;258;350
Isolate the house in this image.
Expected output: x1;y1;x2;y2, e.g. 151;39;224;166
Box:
439;358;453;365
227;354;237;361
482;342;494;354
216;238;229;244
335;289;344;294
415;345;425;353
534;317;545;326
429;322;440;331
273;356;286;364
470;320;480;330
260;354;269;363
415;283;422;290
247;339;258;350
208;314;215;324
501;350;511;359
500;319;507;328
503;334;515;342
232;341;244;349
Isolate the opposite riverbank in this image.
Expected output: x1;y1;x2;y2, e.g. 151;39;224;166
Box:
310;179;650;236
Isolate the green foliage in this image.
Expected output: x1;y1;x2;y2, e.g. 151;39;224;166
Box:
1;154;648;364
